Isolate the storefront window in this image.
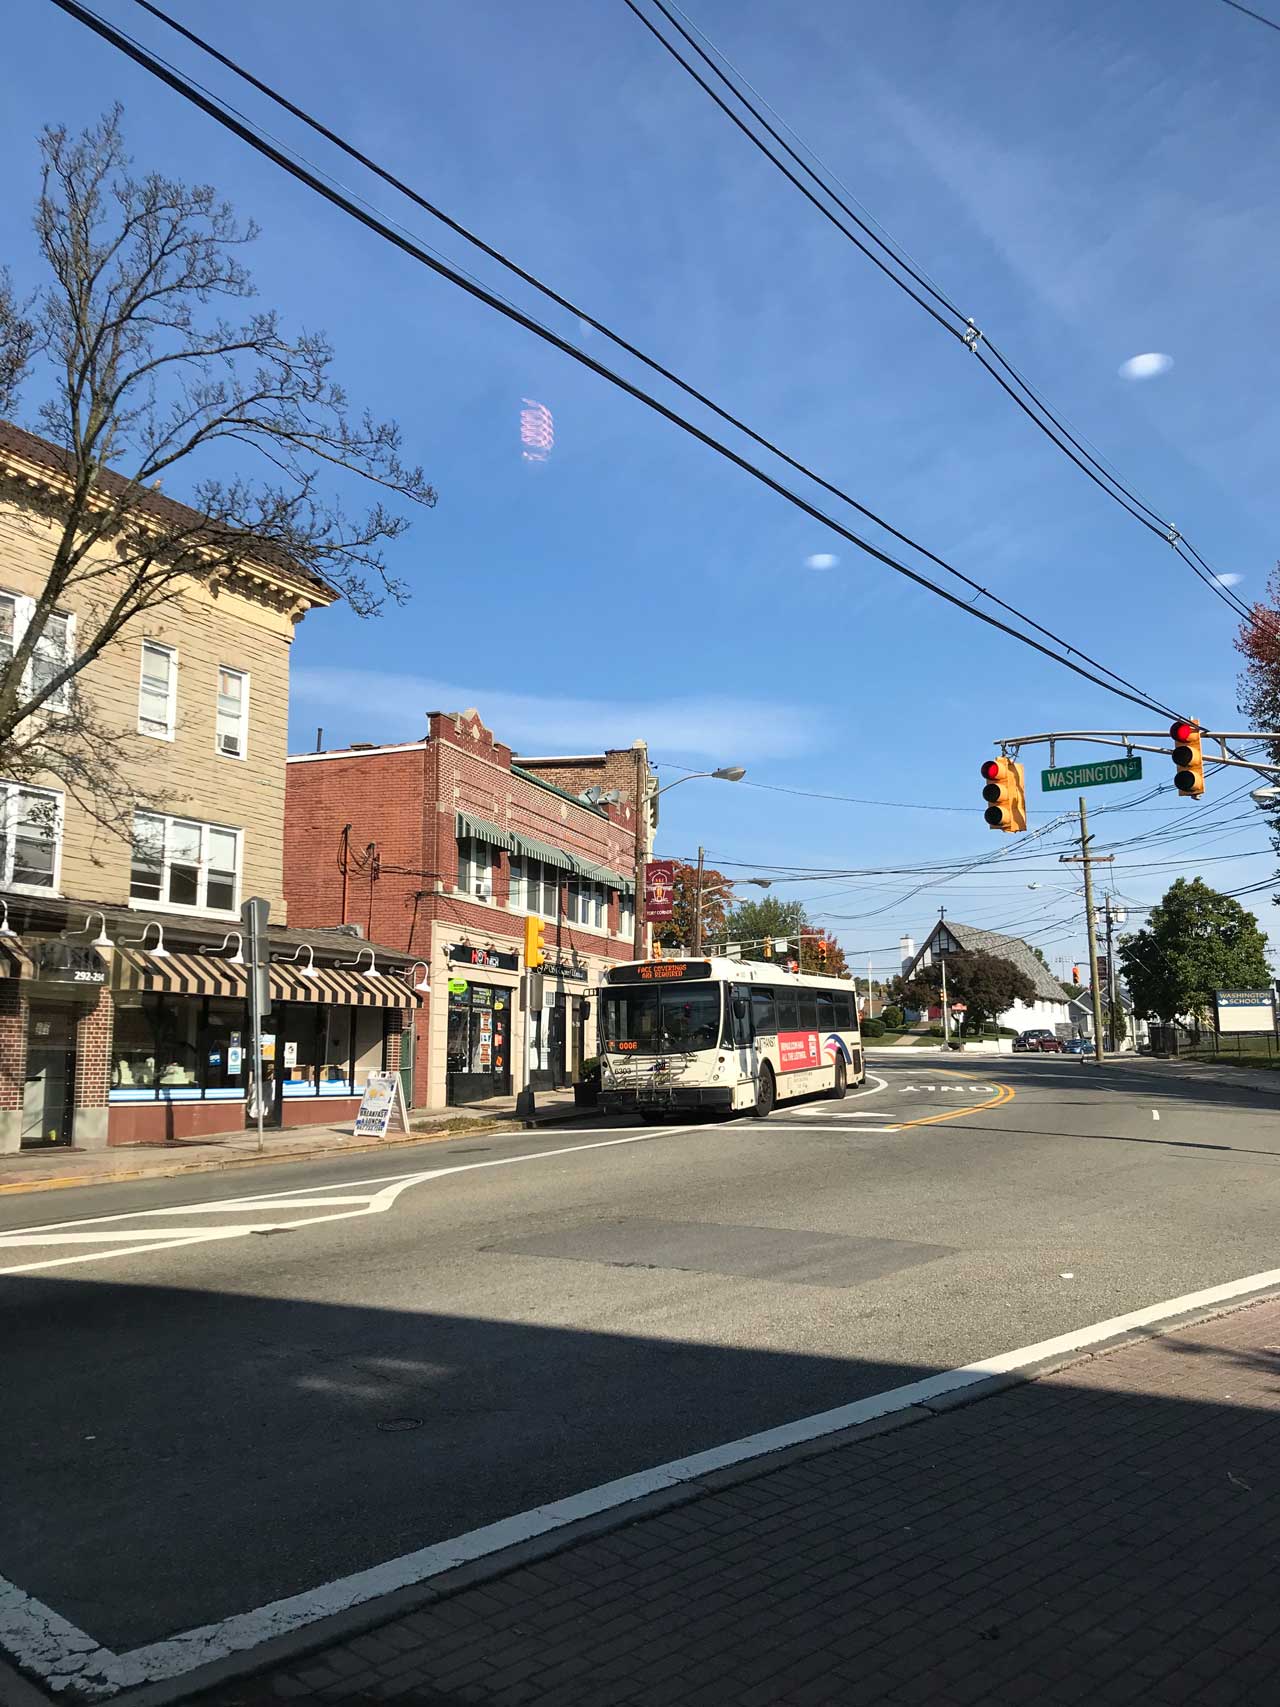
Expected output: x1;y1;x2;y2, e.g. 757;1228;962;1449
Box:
319;1006;355;1095
202;999;248;1096
353;1008;385;1091
280;1004;322;1097
111;995;161;1092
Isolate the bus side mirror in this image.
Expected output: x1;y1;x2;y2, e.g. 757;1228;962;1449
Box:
733;997;747;1022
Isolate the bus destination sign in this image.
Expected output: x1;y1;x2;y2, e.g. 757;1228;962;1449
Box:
610;960;712;983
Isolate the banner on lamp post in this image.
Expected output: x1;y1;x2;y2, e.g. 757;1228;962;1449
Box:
645;860;676;922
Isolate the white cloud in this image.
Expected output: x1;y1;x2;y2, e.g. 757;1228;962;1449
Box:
292;669;817;761
805;552;839;570
1214;572;1243;587
1118;352;1173;381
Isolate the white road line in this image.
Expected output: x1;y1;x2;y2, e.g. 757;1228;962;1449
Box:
8;1261;1280;1697
1152;1110;1161;1121
0;1129;701;1277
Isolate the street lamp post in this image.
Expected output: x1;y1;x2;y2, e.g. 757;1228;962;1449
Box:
632;765;746;961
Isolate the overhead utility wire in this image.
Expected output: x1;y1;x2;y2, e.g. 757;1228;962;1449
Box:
78;0;1178;719
1217;0;1280;34
626;0;1259;628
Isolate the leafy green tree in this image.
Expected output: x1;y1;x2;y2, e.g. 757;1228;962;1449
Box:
881;1004;904;1030
724;896;805;962
1118;878;1271;1023
902;951;1035;1034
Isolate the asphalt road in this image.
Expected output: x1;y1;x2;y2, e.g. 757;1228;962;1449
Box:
2;1055;1278;1671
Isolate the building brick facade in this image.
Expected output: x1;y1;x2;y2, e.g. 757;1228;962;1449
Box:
285;710;653;1110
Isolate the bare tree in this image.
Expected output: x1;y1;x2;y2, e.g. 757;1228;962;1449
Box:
0;108;435;821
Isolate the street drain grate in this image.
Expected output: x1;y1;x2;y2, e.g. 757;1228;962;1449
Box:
378;1417;424;1432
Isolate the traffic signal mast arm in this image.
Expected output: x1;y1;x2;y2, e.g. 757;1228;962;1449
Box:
989;729;1280;780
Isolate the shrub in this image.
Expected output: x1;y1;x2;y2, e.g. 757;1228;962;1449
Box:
861;1018;885;1038
881;1004;904;1031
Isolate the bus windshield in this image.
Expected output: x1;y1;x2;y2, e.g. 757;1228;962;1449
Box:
600;983;722;1054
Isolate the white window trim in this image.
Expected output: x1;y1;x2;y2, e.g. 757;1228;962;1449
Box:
137;640;178;742
129;810;243;918
0;781;63;896
1;591;76;715
215;665;250;761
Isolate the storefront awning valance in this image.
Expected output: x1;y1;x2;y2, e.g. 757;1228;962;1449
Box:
116;949;419;1009
115;949;247;999
510;833;580;874
576;860;631;891
456;813;515;852
271;965;418;1008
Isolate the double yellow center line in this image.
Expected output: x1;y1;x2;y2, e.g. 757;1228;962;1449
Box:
890;1066;1016;1130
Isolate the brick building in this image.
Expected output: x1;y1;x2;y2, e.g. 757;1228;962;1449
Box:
0;420;419;1154
284;710;655;1109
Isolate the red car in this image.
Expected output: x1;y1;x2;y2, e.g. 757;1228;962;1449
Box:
1015;1030;1064;1053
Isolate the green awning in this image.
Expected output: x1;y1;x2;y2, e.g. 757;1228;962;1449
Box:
511;833;580;874
456;812;514;852
577;860;630;890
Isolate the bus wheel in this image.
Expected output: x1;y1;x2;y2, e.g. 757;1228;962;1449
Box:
830;1058;847;1100
752;1064;776;1120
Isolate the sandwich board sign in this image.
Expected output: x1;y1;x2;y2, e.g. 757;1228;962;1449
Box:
354;1071;410;1138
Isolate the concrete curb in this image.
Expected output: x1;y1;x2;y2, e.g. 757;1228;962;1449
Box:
98;1280;1280;1707
0;1107;603;1198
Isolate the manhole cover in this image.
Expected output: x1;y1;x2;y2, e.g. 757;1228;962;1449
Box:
378;1417;423;1433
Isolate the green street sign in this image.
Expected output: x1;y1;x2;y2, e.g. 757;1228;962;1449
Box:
1041;756;1142;792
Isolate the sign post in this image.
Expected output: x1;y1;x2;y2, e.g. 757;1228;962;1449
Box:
241;896;270;1153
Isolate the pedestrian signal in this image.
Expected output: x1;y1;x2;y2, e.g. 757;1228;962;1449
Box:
1169;719;1205;798
980;757;1026;832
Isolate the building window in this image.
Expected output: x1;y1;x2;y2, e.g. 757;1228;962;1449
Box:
567;880;606;928
619;890;635;940
130;811;241;913
504;853;562;917
138;641;177;739
456;838;493;900
0;782;61;891
0;593;75;712
216;666;248;758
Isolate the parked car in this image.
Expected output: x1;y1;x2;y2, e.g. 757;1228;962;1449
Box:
1036;1035;1066;1053
1064;1037;1093;1055
1013;1029;1054;1051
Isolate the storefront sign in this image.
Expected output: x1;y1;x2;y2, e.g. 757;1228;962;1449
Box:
228;1046;243;1073
645;860;676;922
448;944;519;972
354;1071;409;1138
542;955;588;982
283;1040;299;1067
448;978;469;995
33;942;106;985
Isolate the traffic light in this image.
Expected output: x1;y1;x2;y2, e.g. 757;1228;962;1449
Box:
980;757;1027;832
817;939;830;969
1169;719;1205;798
762;937;773;959
523;914;545;967
1072;965;1081;985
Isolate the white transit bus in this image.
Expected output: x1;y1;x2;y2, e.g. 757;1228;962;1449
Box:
598;955;864;1120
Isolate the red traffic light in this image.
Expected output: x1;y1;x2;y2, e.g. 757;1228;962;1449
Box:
1170;720;1194;743
980;760;1001;781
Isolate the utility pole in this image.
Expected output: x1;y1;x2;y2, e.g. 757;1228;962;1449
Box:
632;745;649;963
1059;797;1110;1064
692;845;706;954
937;908;950;1045
1104;895;1116;1052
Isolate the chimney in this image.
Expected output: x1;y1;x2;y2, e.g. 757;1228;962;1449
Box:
899;935;915;976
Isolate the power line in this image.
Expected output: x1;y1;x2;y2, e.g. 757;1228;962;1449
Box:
625;0;1260;629
63;0;1183;720
1218;0;1280;34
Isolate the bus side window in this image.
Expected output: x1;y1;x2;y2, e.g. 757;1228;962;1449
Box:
817;991;836;1032
799;993;819;1031
776;990;799;1032
833;992;854;1030
751;987;776;1037
730;984;754;1045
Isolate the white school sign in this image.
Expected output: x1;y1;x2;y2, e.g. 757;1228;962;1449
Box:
1214;991;1276;1035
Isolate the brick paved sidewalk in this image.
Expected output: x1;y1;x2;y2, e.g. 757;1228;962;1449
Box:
198;1297;1280;1707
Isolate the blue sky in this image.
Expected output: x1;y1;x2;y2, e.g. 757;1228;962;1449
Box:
4;0;1279;980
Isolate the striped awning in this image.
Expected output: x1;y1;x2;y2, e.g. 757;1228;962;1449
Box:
115;949;246;998
0;939;34;979
270;964;418;1008
576;860;631;890
456;812;514;852
511;833;580;874
115;949;418;1009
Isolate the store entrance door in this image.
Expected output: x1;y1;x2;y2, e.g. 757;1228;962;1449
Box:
446;983;513;1104
21;1003;78;1149
554;993;588;1086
